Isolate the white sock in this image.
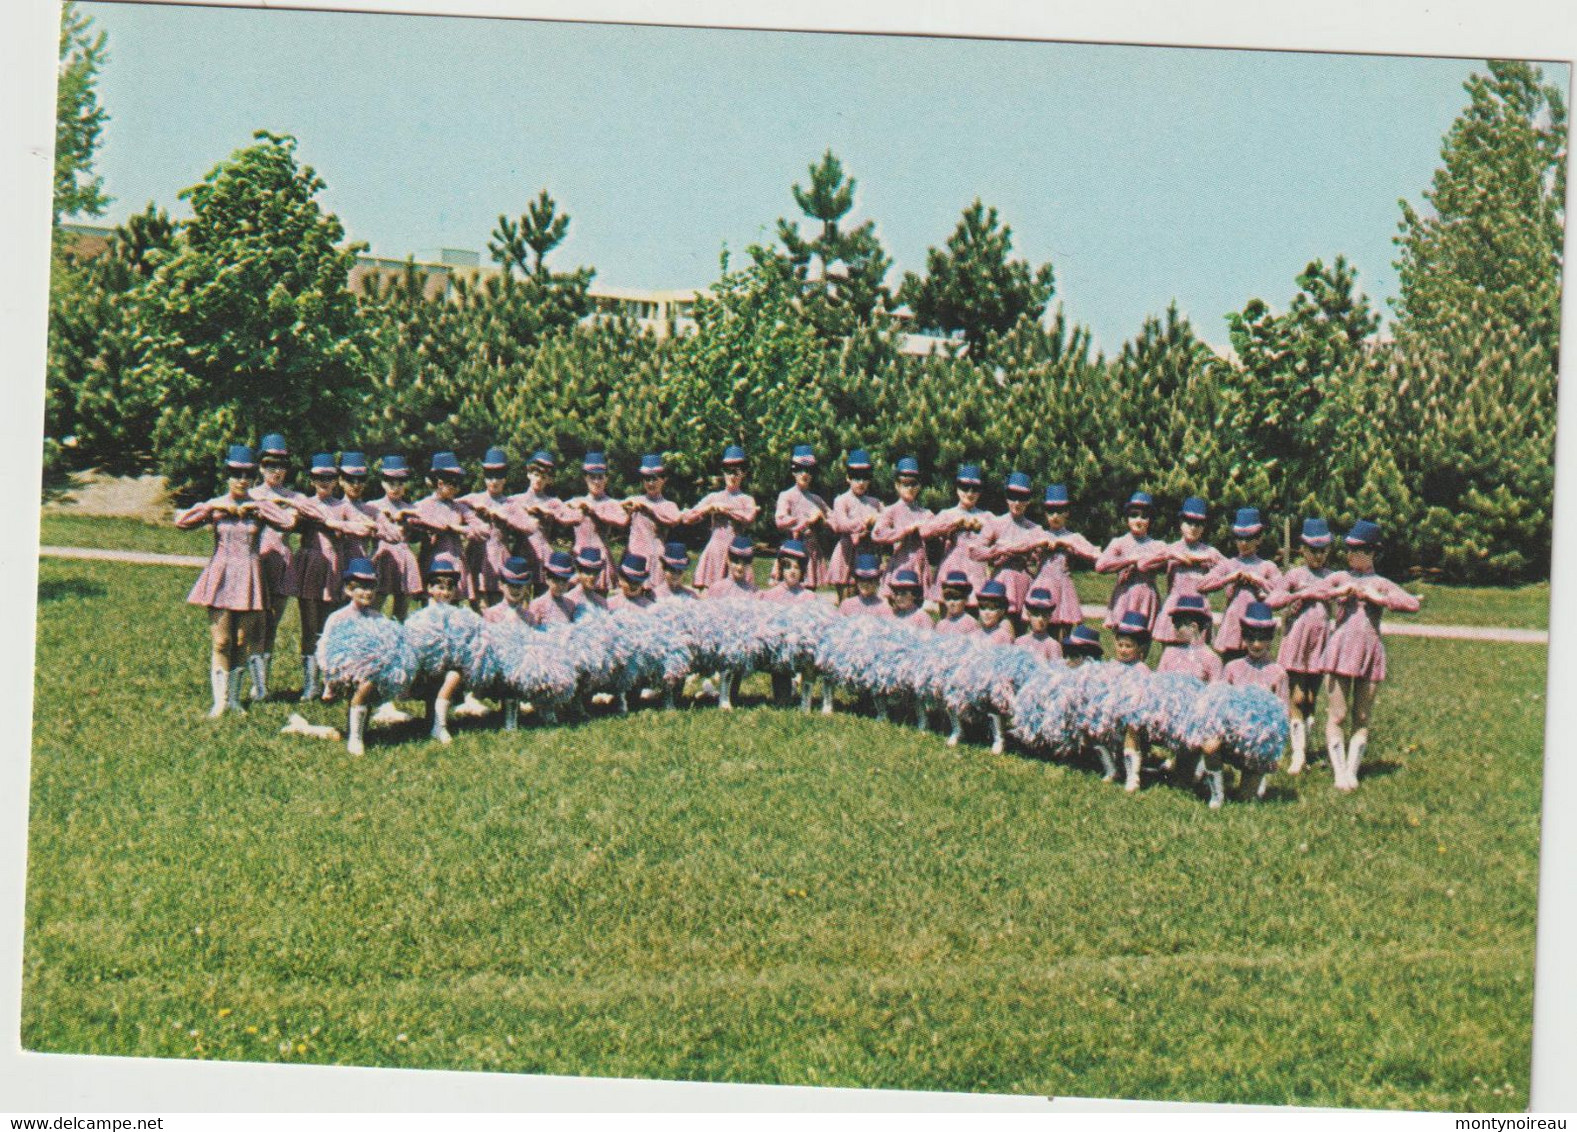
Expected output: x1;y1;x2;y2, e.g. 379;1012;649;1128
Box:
432;698;451;742
719;672;734;710
820;683;834;715
261;652;272;689
1348;729;1369;787
209;666;228;717
227;667;247;712
1328;735;1348;788
799;677;813;713
989;714;1005;754
503;699;519;731
946;711;962;746
1256;772;1270;799
664;687;677;711
248;654;268;700
347;704;368;756
618;692;630;714
1124;749;1142;793
1288;717;1307;774
1097;746;1118;780
1207;768;1225;808
300;655;318;701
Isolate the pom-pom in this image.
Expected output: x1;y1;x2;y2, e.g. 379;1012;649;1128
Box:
509;635;578;711
1145;670;1208;751
1010;667;1076;753
317;611;414;701
477;618;536;695
760;601;839;676
678;599;769;674
1182;682;1289;771
405;602;490;684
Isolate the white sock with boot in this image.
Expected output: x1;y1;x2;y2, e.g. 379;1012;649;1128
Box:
1206;768;1226;809
208;666;228;718
1347;729;1369;789
799;676;814;713
248;654;268;701
347;704;368;756
503;699;519;731
1124;747;1142;793
431;698;452;743
719;672;734;711
820;682;834;715
299;655;319;702
1097;746;1118;781
1328;734;1349;789
1288;717;1307;774
227;667;247;714
989;713;1005;755
946;711;963;747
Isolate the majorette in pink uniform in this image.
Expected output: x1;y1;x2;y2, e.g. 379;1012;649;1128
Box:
922;464;992;604
1015;631;1063;663
284;454;350;604
684;447;759;590
1030;485;1098;627
1096;492;1169;630
461;447;540;600
509;451;579;583
1267;519;1338;675
1152;496;1225;646
974;579;1016;644
625;455;683;596
935;572;983;637
326;452;380;585
825;449;883;589
1223;655;1290;705
656;543;699;602
412;452;488;601
1200;509;1282;652
836;554;890;618
249;433;303;600
1319;570;1419;682
606;553;657;614
370;456;425;600
1157;641;1224;682
762;539;821;603
178;487;295;612
872;457;933;595
528;552;581;627
562;452;627;594
973;471;1043;615
1015;588;1064;662
774;446;832;587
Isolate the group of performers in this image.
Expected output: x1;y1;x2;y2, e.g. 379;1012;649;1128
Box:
176;435;1422;800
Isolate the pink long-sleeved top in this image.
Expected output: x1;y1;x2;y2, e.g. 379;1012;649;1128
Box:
1319;570;1420;683
975;513;1047;614
370;496;426;597
922;506;993;602
774;485;832;587
508;487;578;576
607;589;656;613
1095;532;1170;630
527;589;580;627
980;620;1017;646
249;482;305;598
483;598;534;626
891;606;934;632
704;574;759;601
623;492;683;593
329;497;380;574
1031;528;1100;625
1152;540;1226;645
1199;555;1282;651
563;492;628;592
825;489;884;586
1015;631;1063;663
461;490;541;596
760;582;819;604
837;593;893;619
413;494;489;600
683;488;759;589
871;499;934;594
1267;565;1337;674
176;494;296;612
1157;641;1224;683
934;612;982;637
1223;655;1290;706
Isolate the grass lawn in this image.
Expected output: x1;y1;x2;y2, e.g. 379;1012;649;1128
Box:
22;557;1545;1109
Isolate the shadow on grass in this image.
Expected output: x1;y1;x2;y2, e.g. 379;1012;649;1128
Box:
37;577;106;603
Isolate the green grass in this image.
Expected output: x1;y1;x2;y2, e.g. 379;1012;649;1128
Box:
40;513;209;556
22;557;1544;1108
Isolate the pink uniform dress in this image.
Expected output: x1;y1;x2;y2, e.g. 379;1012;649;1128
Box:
527;590;580;627
413;494;488;600
892;607;934;633
508;488;578;582
838;594;893;619
462;490;540;598
825;489;884;587
1157;642;1224;682
935;613;982;637
1096;533;1170;630
922;507;993;604
976;513;1046;615
761;582;819;604
1015;632;1063;663
607;590;656;613
624;493;683;595
981;620;1016;646
1031;530;1100;627
704;575;759;601
1200;556;1282;651
1319;571;1420;682
249;482;304;598
330;498;380;581
483;599;534;626
563;493;627;592
774;485;832;587
684;489;759;589
1152;541;1225;645
1223;655;1291;705
371;497;425;598
872;499;934;595
571;586;610;618
284;494;344;603
177;495;295;611
1268;565;1336;675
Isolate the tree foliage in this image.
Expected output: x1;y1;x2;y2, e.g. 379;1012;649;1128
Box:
54;2;111;224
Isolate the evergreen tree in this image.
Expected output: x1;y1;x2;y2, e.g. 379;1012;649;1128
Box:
53;2;111;224
489;189;574;279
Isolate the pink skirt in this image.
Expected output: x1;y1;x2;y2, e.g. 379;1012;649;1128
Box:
1278;608;1329;674
1032;567;1084;626
825;537;870;586
993;565;1035;615
375;543;424;597
260;546;295;599
1105;578;1160;630
290;547;341;603
694;527;735;589
1322;620;1387;682
187;557;268;612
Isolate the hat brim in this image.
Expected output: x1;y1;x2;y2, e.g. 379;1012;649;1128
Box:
1301;535;1333;548
1233;526;1265;537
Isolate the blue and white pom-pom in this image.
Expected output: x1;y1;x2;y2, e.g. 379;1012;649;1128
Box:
550;614;616;694
816;616;895;697
1066;661;1140;746
1181;682;1289;771
404;602;490;684
1009;667;1076;753
509;635;578;711
1145;670;1208;751
477;618;536;696
932;636;998;716
980;643;1048;716
317;612;415;702
679;599;767;674
599;606;683;694
643;601;697;685
760;601;839;676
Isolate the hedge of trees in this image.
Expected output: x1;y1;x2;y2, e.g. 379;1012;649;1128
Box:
45;9;1564;584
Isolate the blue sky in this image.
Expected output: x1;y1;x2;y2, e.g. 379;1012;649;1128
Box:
76;2;1559;351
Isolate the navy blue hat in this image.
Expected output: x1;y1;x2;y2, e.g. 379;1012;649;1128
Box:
574;546;605;570
661;541;690;570
956;463;983;488
1242;601;1277;632
339;451;368;476
342;556;378;584
482;446;509;472
846;449;873;473
619;553;649;582
941;569;973;594
429;451;463;476
1180;496;1209;522
1301;517;1333;548
722;444;748;467
582;451;608;475
1125;491;1154;512
379;454;410;479
1115;611;1151;637
545;550;576;579
529;449;556;469
309;452;337;476
1172;594;1211;620
728;536;755;561
1005;471;1032;498
890;568;922;591
1024;587;1055;612
978;579;1009;603
778;538;808;561
639;454;665;476
257;433;289;459
1345;519;1382;548
500;556;534;585
1232;507;1265;537
1065;624;1104;655
226;444;258;471
426;553;462;578
1043;484;1071;508
853;553;882;580
791;444;817;469
895;456;921;479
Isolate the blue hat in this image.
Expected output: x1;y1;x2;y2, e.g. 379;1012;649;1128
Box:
379;454;410;479
574;546;605;570
1242;601;1277;632
1232;507;1265;537
545;550;576;579
1172;594;1210;620
853;553;882;580
639;454;665;476
661;541;690;570
1115;611;1151;637
1345;519;1381;548
1005;471;1032;498
778;538;809;561
791;444;817;469
1024;587;1055;612
619;553;649;582
429;451;463;475
956;463;983;487
1180;496;1209;522
1125;491;1154;512
582;451;608;475
1043;484;1070;508
1065;624;1104;655
889;568;922;591
978;579;1009;603
530;449;556;469
482;446;509;471
895;456;921;479
426;553;462;578
257;433;288;459
846;449;873;473
309;452;337;476
941;569;973;593
339;451;368;476
500;556;533;585
342;556;378;584
722;444;748;467
1301;517;1333;547
225;444;257;471
728;536;755;561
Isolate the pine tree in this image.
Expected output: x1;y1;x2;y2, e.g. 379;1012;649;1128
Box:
53;2;111;224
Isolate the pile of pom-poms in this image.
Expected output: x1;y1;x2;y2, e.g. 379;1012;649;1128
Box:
405;601;490;686
316;610;416;701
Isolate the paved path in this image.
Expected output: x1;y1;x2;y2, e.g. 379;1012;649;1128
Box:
38;545;1550;645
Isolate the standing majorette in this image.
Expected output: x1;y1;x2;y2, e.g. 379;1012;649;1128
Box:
1031;483;1099;637
773;444;832;588
608;553;656;613
1153;496;1225;645
1223;600;1291;801
837;553;891;618
1096;491;1169;632
370;455;425;622
249;432;303;699
1155;593;1222;683
1112;610;1154;793
326;452;381;705
705;536;760;601
922;463;992;605
1319;520;1421;792
565;450;627;594
1267;517;1337;775
1062;623;1104;666
624;454;683;596
176;445;296;717
1201;506;1282;661
288;451;353;702
975;471;1045;618
935;570;982;636
510;450;577;585
571;545;611;616
1015;588;1064;663
826;449;884;601
886;568;931;630
684;445;759;591
975;579;1016;645
527;551;580;627
412;452;488;603
463;446;539;607
872;456;934;597
658;542;699;601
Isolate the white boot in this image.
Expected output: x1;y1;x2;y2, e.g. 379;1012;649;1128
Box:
799;676;814;713
1328;735;1349;790
1206;768;1226;809
1288;717;1307;775
915;701;930;734
372;701;413;724
664;686;677;711
1097;746;1119;781
1256;771;1270;799
876;698;889;724
719;672;734;711
453;691;490;718
820;682;834;715
227;667;247;714
503;699;519;732
347;704;368;756
989;714;1005;755
540;707;558;726
299;655;319;703
248;654;268;702
1124;748;1142;793
1347;729;1369;789
431;698;452;744
946;711;963;747
618;692;630;714
260;651;273;694
208;666;228;718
